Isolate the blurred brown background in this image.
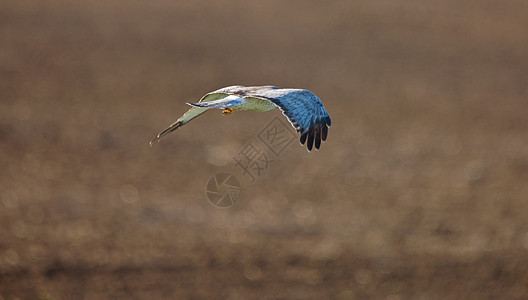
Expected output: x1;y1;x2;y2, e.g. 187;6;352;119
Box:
1;0;528;299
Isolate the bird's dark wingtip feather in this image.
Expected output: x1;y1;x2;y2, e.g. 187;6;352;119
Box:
315;127;321;150
300;131;308;145
322;126;328;141
149;138;158;147
307;132;314;151
150;121;183;145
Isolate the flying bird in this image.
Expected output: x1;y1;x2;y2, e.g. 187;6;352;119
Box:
150;85;331;151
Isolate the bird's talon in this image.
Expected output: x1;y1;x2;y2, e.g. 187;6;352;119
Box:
222;108;233;116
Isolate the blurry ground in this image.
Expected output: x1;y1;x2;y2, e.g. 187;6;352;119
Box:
1;0;528;298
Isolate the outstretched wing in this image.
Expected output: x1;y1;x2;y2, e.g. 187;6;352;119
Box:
251;88;331;151
149;87;242;145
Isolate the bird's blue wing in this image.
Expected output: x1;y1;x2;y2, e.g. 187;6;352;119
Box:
253;88;331;151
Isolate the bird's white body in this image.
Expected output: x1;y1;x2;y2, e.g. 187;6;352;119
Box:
230;96;278;112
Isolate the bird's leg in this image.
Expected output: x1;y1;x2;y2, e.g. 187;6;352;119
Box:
222;108;234;116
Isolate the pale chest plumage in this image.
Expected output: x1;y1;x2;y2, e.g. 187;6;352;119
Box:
235;97;278;112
